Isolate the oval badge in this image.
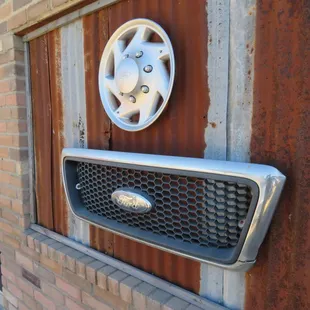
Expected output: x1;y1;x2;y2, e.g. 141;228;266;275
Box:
111;188;153;213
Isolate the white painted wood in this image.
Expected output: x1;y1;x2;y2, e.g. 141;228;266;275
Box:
227;0;256;163
31;224;227;310
204;0;230;161
61;19;89;246
23;0;119;42
223;1;256;309
201;0;230;305
25;41;36;224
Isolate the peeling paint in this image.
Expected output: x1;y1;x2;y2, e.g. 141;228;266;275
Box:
61;19;89;246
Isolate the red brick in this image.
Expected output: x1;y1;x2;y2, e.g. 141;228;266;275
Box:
0;21;7;34
0;107;10;119
0;2;12;20
0;95;5;106
19;303;30;310
0;195;11;208
2;209;19;224
65;297;88;310
10;107;27;120
17;277;34;297
16;251;33;272
9;148;28;161
39;255;62;275
28;0;50;20
0;171;10;183
51;0;69;8
0;50;23;66
0;64;24;79
7;281;23;300
0;121;6;132
0;159;16;172
12;0;31;11
3;234;20;249
10;174;29;187
3;288;18;308
0;185;17;199
0;80;12;93
12;134;28;147
0;221;13;234
41;282;65;305
8;10;27;30
56;277;81;301
12;200;30;215
5;93;26;106
0;134;12;146
34;290;56;310
1;266;16;283
0;146;9;158
82;292;112;310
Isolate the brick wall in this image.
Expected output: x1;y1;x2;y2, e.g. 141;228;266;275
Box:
0;1;207;309
1;228;202;310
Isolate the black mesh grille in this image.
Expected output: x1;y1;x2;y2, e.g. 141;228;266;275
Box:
76;162;253;249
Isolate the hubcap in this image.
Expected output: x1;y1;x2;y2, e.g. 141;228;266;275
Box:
99;19;175;132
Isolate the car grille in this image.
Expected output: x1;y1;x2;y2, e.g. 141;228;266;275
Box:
76;162;253;249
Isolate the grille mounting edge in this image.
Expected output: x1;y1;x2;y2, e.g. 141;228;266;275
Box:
61;148;286;271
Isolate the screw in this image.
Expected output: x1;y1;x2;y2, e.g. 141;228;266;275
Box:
136;51;143;58
238;219;245;229
123;54;129;59
76;183;82;190
144;65;153;73
129;95;136;103
141;85;149;93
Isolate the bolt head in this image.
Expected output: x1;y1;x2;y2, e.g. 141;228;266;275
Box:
136;51;143;58
144;65;153;73
129;95;136;103
141;85;149;93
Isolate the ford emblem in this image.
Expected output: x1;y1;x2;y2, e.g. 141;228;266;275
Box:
111;188;153;213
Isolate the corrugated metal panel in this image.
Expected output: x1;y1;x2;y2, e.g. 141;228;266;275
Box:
30;35;54;230
48;29;68;236
245;1;310;309
83;9;114;256
61;19;90;245
109;0;208;293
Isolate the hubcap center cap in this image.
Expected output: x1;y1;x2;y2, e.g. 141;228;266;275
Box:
115;58;139;94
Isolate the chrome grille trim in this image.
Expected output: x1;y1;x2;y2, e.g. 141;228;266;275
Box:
62;148;286;271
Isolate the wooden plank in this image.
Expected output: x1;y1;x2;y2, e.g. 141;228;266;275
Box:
29;35;54;230
47;28;68;236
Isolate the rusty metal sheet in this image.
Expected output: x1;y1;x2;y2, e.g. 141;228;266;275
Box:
30;35;54;230
246;1;310;309
47;29;67;236
102;0;207;293
83;10;115;255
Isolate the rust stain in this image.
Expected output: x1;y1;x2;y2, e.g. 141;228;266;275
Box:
48;29;68;236
209;122;217;128
83;10;114;256
106;0;208;293
30;35;54;230
246;0;310;309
